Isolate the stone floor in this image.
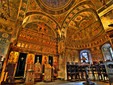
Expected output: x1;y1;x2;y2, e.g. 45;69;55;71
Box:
15;80;109;85
2;79;109;85
34;80;109;85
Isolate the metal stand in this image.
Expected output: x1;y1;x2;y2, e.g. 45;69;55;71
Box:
83;66;95;85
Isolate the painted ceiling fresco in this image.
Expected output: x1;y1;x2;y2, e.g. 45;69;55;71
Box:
0;0;20;59
0;0;111;50
41;0;69;8
25;22;56;37
67;11;103;41
36;0;76;14
0;31;11;58
0;0;111;22
20;0;111;49
0;0;20;20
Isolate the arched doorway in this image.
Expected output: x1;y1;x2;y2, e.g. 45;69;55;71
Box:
80;50;92;64
102;43;113;61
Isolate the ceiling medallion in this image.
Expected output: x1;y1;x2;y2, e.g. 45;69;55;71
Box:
36;0;75;15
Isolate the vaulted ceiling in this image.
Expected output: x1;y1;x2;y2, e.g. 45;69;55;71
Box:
0;0;20;21
0;0;112;49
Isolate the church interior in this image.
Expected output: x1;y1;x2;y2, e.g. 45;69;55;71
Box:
0;0;113;85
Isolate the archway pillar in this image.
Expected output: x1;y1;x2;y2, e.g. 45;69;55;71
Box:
57;36;67;80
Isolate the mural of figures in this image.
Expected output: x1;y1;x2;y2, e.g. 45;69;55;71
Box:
0;32;11;61
8;51;19;64
26;54;35;71
53;57;57;65
26;54;35;64
35;59;42;73
91;47;103;62
42;55;48;73
42;55;48;65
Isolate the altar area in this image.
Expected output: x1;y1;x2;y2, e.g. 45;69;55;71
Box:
24;54;58;84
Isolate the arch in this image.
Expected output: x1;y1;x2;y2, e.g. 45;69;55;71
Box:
61;0;95;29
23;21;57;38
63;8;104;37
65;8;105;49
23;12;61;37
61;0;105;39
26;11;61;29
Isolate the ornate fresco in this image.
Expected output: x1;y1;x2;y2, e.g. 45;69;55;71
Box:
8;51;19;64
63;1;109;49
42;55;48;65
16;22;57;55
0;32;11;60
41;0;69;8
36;0;76;14
0;23;13;34
66;49;79;63
0;0;20;63
0;0;112;81
91;47;104;62
26;54;35;64
21;0;110;50
23;13;60;36
25;54;35;72
0;0;20;20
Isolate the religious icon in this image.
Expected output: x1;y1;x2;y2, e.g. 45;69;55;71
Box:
43;57;47;65
27;54;35;64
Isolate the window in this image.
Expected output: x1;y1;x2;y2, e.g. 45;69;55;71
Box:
81;52;88;62
110;47;113;58
102;43;113;61
80;50;92;63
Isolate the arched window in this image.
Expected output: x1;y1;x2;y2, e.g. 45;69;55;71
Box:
80;50;92;63
102;43;113;61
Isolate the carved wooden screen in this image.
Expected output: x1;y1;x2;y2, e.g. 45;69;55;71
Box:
17;22;57;55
